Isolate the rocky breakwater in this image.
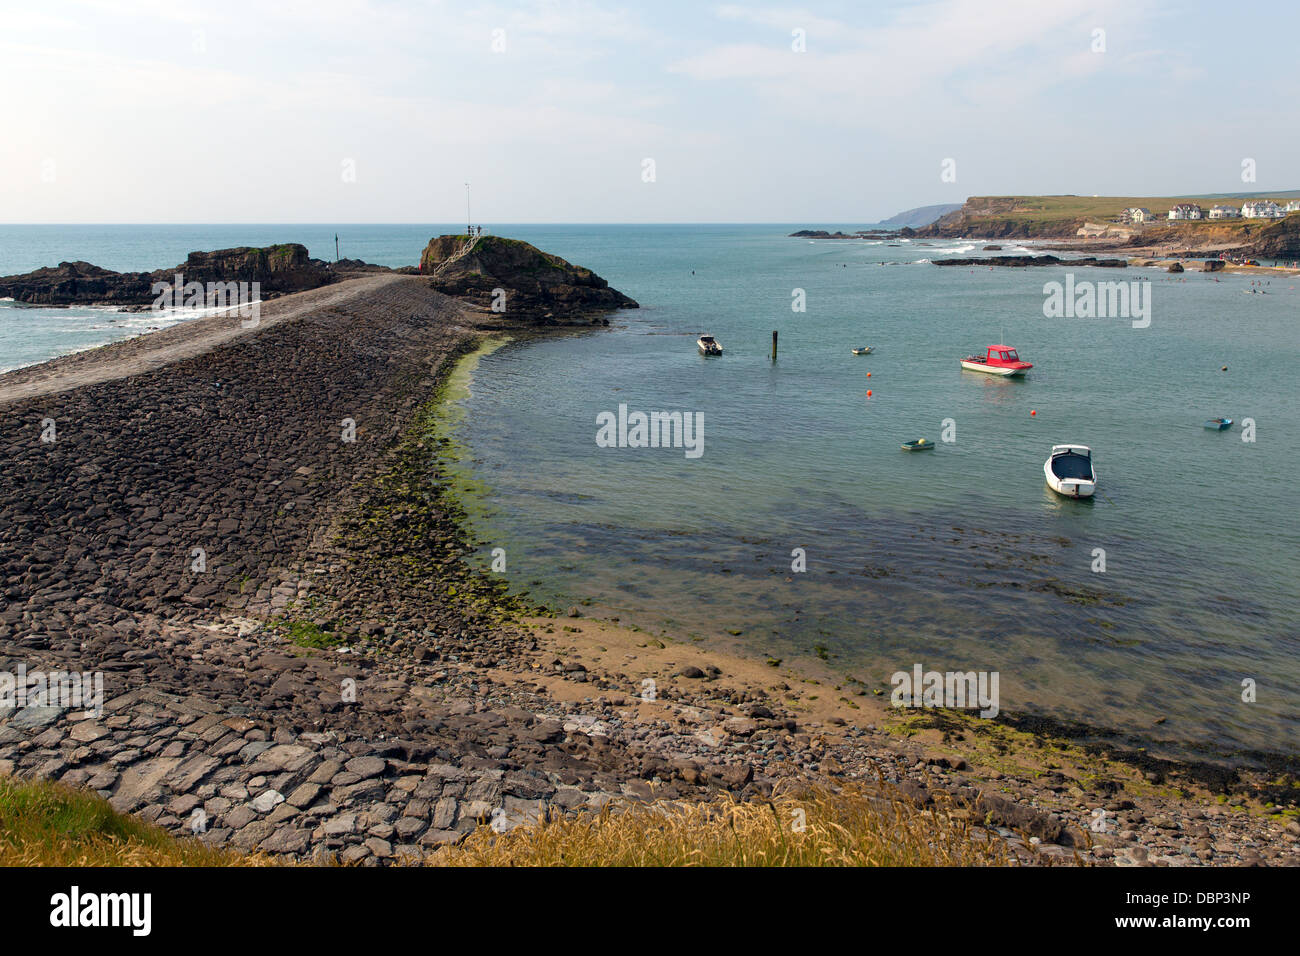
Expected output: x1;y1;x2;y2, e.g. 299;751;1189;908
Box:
0;244;339;306
0;274;619;862
420;235;638;323
0;258;702;865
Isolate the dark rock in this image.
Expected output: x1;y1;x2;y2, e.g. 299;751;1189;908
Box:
0;244;337;306
419;235;637;319
933;255;1127;268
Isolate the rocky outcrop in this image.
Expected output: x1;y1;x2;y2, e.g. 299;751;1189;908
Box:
420;235;638;320
0;244;335;306
0;261;156;306
332;258;416;275
170;245;331;295
788;229;897;240
790;230;855;239
932;255;1127;268
1248;215;1300;258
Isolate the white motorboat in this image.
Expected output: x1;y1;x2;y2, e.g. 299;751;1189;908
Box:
1044;444;1096;498
697;335;722;356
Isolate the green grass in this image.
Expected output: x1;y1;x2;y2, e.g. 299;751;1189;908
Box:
0;777;268;866
931;196;1300;243
277;619;346;649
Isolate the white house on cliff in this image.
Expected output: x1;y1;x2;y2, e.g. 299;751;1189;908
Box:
1242;200;1284;219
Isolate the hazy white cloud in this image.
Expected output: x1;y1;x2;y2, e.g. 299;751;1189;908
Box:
1;0;1296;222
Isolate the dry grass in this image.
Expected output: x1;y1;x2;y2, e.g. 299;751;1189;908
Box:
0;776;272;867
2;776;1025;868
431;783;1014;867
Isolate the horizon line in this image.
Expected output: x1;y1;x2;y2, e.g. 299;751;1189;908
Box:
0;221;896;227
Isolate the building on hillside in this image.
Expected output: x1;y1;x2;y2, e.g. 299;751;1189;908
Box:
1285;200;1300;213
1242;200;1284;219
1167;203;1204;220
1208;204;1240;219
1122;207;1153;223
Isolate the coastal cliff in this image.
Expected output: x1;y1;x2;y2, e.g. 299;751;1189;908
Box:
916;195;1300;257
420;234;638;320
1248;214;1300;257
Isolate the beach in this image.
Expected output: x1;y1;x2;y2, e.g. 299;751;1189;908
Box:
1;255;1297;866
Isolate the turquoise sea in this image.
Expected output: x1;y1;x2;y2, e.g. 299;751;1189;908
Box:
2;224;1297;758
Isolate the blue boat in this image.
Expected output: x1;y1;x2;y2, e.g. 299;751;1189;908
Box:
1203;417;1233;431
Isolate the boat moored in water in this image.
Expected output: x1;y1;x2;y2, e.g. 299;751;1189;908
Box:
1044;444;1096;498
1204;417;1233;430
900;438;934;451
852;346;873;355
697;335;722;356
960;345;1032;377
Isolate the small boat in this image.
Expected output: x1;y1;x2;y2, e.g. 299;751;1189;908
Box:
1203;417;1233;430
852;346;873;355
697;335;722;356
900;439;934;452
1044;444;1096;499
960;345;1032;377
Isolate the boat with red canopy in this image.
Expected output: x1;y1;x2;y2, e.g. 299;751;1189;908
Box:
960;345;1032;377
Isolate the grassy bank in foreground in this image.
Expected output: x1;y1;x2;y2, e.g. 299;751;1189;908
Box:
0;777;269;867
436;786;1015;866
0;776;1018;867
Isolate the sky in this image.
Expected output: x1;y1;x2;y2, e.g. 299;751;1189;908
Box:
2;0;1297;223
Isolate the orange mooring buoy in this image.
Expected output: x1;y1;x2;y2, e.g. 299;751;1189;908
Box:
867;390;873;397
1030;409;1037;416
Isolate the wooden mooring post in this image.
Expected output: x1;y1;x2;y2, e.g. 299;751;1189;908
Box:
771;330;778;361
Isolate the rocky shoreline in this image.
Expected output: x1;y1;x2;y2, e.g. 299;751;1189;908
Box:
1;258;1296;866
932;254;1128;268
